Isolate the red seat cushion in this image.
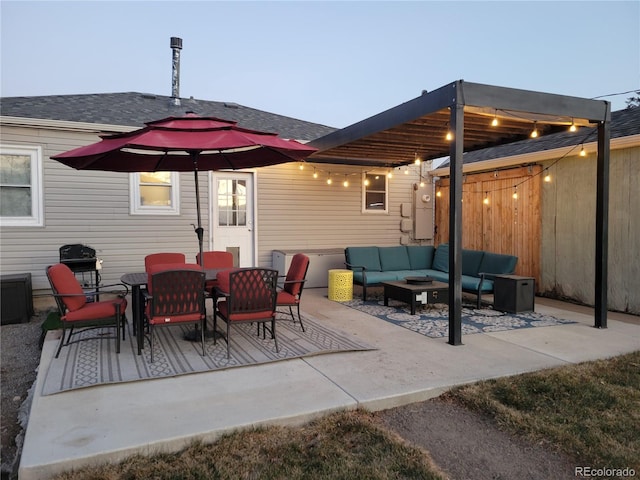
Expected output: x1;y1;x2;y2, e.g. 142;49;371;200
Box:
48;263;87;312
276;290;298;306
148;312;202;325
217;301;275;322
64;297;127;322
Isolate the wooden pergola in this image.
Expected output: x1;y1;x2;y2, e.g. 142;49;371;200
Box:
308;80;611;345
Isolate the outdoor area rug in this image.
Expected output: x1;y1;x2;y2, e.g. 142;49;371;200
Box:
42;314;374;395
344;297;576;339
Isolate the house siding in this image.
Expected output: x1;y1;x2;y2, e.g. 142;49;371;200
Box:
255;163;423;268
1;124;425;294
1;125;208;291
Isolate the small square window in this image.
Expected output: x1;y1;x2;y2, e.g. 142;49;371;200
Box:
130;172;180;215
362;172;388;213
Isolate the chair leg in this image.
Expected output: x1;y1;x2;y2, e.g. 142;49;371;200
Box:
272;319;279;353
115;310;121;354
54;325;67;358
150;325;154;363
200;318;205;356
296;304;305;332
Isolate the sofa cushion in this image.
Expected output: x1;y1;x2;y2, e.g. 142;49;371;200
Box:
460;275;495;292
407;245;435;269
345;247;381;272
352;270;398;285
479;252;517;275
462;249;484;276
378;246;411;271
431;244;449;272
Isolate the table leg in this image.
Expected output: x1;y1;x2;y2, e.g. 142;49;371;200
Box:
410;296;417;315
130;285;144;355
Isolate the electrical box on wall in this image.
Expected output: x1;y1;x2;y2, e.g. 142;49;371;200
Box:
413;183;434;240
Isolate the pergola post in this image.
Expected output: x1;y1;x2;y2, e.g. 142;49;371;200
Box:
595;113;611;328
448;100;464;346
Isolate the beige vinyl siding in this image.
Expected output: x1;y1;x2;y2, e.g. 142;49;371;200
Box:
255;162;425;268
1;125;208;291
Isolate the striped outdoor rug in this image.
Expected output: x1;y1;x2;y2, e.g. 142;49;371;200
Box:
42;314;373;395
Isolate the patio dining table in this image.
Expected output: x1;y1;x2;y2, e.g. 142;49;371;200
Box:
121;268;223;355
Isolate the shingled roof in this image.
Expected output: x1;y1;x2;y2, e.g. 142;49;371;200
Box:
437;107;639;169
0;92;336;142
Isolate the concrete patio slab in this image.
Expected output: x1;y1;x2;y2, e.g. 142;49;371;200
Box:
18;288;639;479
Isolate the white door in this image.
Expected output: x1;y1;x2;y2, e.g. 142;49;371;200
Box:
210;172;255;267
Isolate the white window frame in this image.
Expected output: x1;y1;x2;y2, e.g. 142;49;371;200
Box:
0;144;44;227
129;171;180;215
362;171;389;214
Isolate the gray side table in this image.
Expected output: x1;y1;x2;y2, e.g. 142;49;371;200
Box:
493;275;535;313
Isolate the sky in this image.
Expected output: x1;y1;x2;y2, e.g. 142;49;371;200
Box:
1;1;638;128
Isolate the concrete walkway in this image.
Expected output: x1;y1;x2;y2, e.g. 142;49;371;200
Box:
19;289;639;479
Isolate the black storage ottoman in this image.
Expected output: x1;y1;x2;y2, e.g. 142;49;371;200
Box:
1;273;34;325
493;275;535;313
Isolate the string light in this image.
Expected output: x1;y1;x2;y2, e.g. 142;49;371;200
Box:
343;175;349;187
313;167;318;179
491;110;499;127
326;172;332;185
512;186;518;200
299;162;305;170
445;130;453;141
436;190;442;198
569;119;577;132
544;169;551;182
483;192;489;205
414;152;421;165
580;145;586;157
530;121;538;138
387;171;393;179
363;177;370;186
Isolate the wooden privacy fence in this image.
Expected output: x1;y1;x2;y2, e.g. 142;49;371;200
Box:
434;165;541;291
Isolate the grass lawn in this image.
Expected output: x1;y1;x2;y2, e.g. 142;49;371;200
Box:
447;350;640;474
52;351;639;480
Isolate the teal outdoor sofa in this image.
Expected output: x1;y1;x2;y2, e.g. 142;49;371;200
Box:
344;244;518;308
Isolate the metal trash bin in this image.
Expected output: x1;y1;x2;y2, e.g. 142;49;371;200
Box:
328;269;353;302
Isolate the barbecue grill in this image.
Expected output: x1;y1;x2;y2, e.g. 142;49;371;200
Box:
59;244;101;294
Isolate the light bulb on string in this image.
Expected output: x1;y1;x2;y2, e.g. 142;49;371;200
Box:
387;171;393;179
544;169;551;182
530;122;538;138
299;162;304;170
512;186;518;200
343;175;349;187
445;130;453;141
313;167;318;179
580;145;586;157
414;152;421;165
404;167;409;175
436;190;442;198
491;110;499;127
483;192;489;205
326;172;332;185
569;119;577;132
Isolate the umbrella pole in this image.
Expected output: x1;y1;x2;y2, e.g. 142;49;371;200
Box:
193;153;204;267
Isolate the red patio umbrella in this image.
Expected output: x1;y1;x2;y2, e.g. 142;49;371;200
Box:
52;113;318;262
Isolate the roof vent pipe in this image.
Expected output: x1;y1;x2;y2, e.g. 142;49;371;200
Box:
170;37;183;106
